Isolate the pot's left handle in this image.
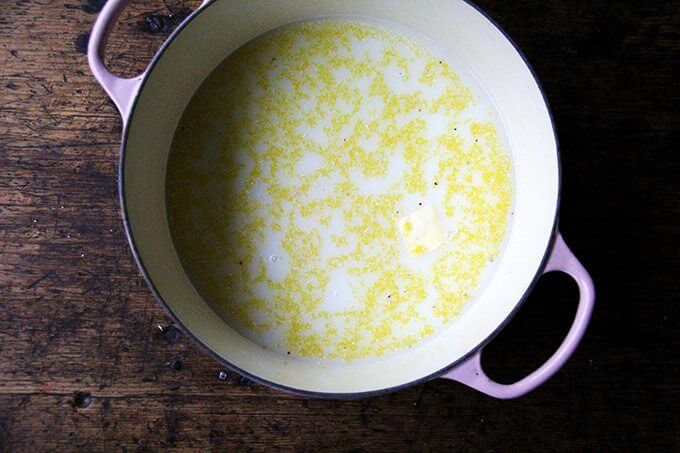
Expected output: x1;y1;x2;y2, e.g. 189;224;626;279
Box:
87;0;145;122
88;0;211;122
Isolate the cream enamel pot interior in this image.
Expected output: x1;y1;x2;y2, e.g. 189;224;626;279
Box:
88;0;595;398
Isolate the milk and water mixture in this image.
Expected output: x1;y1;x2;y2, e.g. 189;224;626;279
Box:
166;20;513;361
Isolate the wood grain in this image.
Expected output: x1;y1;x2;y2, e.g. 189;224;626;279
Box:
0;0;678;450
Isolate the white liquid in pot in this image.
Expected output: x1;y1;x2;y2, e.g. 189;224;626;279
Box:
166;19;513;362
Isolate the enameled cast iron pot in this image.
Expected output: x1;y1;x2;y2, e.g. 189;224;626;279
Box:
88;0;595;398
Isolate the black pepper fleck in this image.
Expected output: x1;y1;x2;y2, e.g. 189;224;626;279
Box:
73;392;92;408
168;358;182;371
73;33;89;54
161;326;181;343
144;14;168;33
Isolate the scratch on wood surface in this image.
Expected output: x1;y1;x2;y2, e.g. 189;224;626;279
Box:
26;271;54;289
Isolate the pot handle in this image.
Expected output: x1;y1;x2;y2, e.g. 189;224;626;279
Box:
87;0;211;122
87;0;144;121
441;232;595;399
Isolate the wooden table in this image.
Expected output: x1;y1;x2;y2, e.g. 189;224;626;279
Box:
1;0;678;450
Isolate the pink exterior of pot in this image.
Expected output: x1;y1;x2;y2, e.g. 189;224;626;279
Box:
441;233;595;398
88;0;595;398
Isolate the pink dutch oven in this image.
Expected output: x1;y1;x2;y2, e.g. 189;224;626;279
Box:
89;0;595;398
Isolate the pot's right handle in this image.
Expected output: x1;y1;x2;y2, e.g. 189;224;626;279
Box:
87;0;212;122
441;232;595;399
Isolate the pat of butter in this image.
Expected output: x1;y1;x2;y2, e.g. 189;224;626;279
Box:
398;205;445;255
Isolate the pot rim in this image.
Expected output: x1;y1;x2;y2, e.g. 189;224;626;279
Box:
118;0;561;398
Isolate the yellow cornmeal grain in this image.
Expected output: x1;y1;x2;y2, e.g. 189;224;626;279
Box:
166;20;512;361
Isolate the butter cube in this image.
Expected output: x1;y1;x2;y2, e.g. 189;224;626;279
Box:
398;205;445;255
